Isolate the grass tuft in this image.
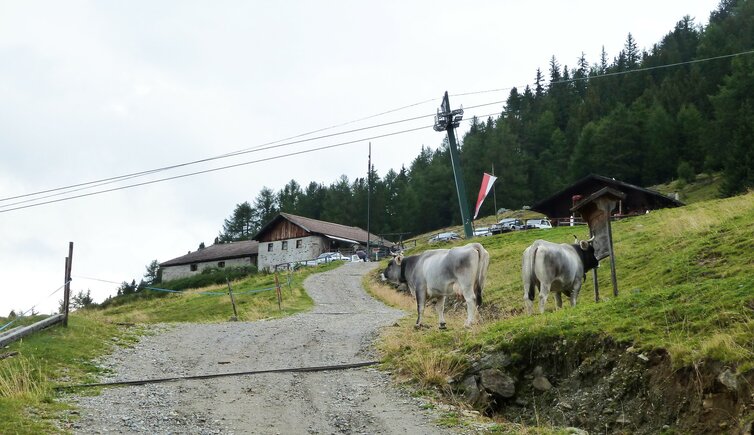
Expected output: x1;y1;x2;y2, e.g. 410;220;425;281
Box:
0;356;50;401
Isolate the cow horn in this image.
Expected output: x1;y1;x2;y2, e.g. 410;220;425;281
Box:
572;234;579;243
587;235;595;243
579;235;595;250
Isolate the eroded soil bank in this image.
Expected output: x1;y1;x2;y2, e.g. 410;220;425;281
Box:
455;334;754;434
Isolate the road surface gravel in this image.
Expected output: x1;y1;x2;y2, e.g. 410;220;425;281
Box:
70;262;462;434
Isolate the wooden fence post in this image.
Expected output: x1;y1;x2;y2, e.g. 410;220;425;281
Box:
226;279;238;321
274;273;282;311
63;242;73;327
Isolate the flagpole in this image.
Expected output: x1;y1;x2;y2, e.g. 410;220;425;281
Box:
492;163;498;222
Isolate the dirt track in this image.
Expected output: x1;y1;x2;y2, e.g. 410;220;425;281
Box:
71;262;458;434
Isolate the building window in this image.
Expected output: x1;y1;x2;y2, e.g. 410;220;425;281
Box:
190;264;198;271
267;243;273;252
281;241;288;250
296;239;302;249
218;261;225;268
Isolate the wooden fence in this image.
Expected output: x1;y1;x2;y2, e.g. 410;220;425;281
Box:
0;242;73;348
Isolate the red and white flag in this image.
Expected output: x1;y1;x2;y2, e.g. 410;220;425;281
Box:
473;173;497;219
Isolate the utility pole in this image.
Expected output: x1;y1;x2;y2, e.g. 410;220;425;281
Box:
366;142;372;260
434;91;473;239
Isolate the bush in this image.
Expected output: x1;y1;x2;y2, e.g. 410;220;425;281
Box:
158;265;258;291
677;161;696;185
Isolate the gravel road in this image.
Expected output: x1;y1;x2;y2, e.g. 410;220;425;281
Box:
70;262;461;434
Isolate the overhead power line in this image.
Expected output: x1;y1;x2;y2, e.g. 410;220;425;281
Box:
3;48;752;212
0;109;504;213
0;100;506;211
0;112;437;204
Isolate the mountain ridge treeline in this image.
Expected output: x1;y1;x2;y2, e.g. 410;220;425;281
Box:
219;0;753;243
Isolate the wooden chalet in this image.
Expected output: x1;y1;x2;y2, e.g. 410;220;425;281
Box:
531;174;684;225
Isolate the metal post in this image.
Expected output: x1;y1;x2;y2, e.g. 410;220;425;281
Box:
434;91;473;239
367;142;372;260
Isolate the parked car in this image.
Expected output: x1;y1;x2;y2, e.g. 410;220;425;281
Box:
315;252;350;264
525;218;553;229
428;232;460;243
489;223;510;235
497;218;525;231
473;227;492;237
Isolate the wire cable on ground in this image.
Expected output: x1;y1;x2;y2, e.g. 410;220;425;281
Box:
55;360;380;390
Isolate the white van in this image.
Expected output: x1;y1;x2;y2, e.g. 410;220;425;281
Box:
526;218;552;229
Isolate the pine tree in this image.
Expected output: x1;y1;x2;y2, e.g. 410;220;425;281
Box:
253;187;279;229
219;201;255;242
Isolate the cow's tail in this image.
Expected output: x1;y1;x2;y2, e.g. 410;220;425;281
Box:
524;245;538;302
473;243;490;308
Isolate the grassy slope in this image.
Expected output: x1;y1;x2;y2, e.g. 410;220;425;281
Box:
652;172;723;204
0;264;331;434
374;191;754;391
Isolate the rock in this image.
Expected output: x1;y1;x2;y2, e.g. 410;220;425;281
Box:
459;376;481;404
718;368;738;391
532;367;552;391
702;395;714;409
532;376;552;391
471;351;512;371
479;368;516;398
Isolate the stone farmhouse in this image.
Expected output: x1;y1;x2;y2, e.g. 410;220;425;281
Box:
254;212;390;271
159;240;259;281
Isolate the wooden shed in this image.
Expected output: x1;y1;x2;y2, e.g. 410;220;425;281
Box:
531;174;684;225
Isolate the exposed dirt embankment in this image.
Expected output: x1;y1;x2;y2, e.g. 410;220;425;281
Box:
455;334;754;434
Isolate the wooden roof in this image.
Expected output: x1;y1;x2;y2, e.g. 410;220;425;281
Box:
531;174;684;219
160;240;258;267
254;212;391;245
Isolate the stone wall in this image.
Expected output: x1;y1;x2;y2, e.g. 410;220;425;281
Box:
161;256;253;282
257;235;326;271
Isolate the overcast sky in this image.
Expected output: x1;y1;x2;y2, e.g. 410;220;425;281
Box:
1;1;721;315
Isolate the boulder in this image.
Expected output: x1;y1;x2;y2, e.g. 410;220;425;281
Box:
479;368;515;398
717;368;738;392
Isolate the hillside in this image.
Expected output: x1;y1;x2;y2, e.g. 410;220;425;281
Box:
369;191;754;433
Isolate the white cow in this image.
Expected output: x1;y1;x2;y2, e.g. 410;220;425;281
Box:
382;243;490;328
522;236;598;314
